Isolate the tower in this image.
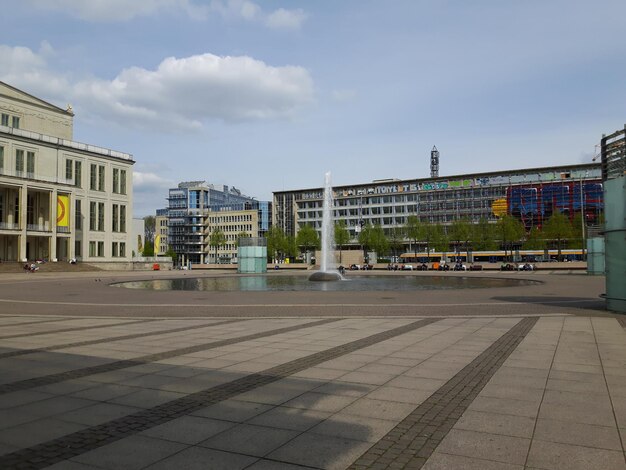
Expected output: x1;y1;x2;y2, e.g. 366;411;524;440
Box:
430;145;439;178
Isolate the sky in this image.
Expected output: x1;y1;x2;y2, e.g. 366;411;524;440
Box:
1;0;625;216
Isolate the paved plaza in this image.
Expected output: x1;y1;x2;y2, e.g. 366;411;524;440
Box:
0;270;624;469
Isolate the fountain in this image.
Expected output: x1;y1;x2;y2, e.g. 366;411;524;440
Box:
309;172;343;282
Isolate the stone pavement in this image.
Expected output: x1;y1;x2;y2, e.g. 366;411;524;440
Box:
0;271;624;469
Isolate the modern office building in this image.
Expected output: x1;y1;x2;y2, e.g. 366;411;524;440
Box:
166;181;270;265
0;81;134;263
273;163;603;245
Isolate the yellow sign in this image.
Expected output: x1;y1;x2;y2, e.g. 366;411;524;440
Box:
154;234;161;254
492;198;508;218
57;195;69;227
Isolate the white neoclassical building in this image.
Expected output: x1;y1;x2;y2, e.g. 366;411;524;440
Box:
0;81;134;263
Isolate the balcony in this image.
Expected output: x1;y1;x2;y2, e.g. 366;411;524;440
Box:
27;224;51;233
0;222;19;230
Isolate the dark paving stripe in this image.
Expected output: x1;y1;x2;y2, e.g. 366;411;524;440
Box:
618;317;626;329
0;319;155;340
348;316;539;470
0;317;75;327
0;318;440;469
0;318;339;395
0;319;244;359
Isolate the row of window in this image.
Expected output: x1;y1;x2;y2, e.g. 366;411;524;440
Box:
0;146;36;176
209;214;253;224
1;113;20;129
86;202;127;233
87;241;126;257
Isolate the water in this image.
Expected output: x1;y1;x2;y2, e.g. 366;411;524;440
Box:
114;275;539;292
320;171;335;273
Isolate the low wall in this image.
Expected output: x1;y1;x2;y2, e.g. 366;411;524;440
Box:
90;260;174;271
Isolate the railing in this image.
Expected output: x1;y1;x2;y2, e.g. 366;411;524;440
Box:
57;226;70;233
0;167;74;186
0;222;19;230
27;224;51;232
0;125;133;161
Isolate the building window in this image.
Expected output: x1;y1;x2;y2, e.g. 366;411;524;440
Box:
120;170;127;195
26;194;34;225
0;146;3;172
26;151;35;177
75;199;82;230
66;159;73;180
15;149;24;174
97;241;104;257
1;114;8;126
75;161;82;187
120;242;126;257
98;202;104;231
112;204;119;232
11;116;20;129
89;201;96;230
120;205;126;232
113;168;119;194
98;165;105;191
75;240;81;258
90;164;97;190
89;241;96;257
112;242;119;257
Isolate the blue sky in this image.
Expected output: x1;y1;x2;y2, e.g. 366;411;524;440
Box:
1;0;624;216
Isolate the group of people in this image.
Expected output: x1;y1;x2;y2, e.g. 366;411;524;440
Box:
23;263;39;273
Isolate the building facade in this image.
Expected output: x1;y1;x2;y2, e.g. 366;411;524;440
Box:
155;208;168;256
273;163;603;244
0;81;134;263
166;181;269;265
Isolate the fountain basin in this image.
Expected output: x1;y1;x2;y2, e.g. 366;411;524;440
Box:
309;271;343;282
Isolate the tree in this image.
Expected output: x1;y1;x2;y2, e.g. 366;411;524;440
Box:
334;221;350;263
523;226;545;250
265;226;287;262
404;216;422;259
422;223;442;263
144;215;155;244
497;215;525;261
296;224;320;260
472;217;497;251
142;240;154;256
209;228;226;263
449;218;472;260
543;212;574;260
165;247;177;261
285;236;298;260
359;223;388;261
388;227;405;261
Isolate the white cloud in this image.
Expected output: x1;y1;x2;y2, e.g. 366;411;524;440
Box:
23;0;307;28
265;8;307;30
133;171;174;192
23;0;208;22
0;45;315;131
211;0;306;29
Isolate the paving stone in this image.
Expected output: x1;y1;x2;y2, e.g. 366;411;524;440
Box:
282;391;358;413
248;406;331;431
140;415;235;444
341;397;416;421
72;435;187;470
422;452;524;470
200;423;299;457
143;446;257;470
467;395;540;418
191;399;273;422
267;432;373;470
455;410;535;438
533;418;623;451
309;413;398;443
526;439;626;470
58;403;143;426
434;429;530;465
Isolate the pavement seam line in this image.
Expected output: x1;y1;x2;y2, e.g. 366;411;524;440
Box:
0;318;247;359
590;318;626;462
347;316;539;470
0;318;340;395
522;316;565;468
0;318;156;340
0;318;440;469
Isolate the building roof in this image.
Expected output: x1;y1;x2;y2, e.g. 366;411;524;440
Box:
0;81;73;116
